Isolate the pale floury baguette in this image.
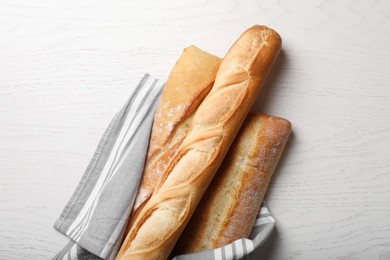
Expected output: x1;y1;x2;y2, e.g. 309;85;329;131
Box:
116;25;282;260
174;112;291;254
126;46;221;233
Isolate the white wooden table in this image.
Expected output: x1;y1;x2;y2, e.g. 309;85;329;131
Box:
1;0;389;259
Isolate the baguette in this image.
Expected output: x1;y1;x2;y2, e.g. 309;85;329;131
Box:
127;46;221;231
116;25;282;260
174;112;291;254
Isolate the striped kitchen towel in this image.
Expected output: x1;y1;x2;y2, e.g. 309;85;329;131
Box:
53;74;164;260
53;73;275;260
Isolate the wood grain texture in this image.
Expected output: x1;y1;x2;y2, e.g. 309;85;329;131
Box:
0;0;389;259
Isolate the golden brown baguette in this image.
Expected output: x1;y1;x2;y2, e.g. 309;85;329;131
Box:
116;25;282;260
174;112;291;254
128;45;221;229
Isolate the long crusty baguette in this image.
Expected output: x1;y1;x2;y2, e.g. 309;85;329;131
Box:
116;25;282;260
174;112;291;254
127;46;221;231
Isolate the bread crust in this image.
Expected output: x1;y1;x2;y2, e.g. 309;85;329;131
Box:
174;112;291;254
116;25;282;260
128;45;221;229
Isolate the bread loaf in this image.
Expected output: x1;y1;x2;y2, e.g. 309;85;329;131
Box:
116;25;282;260
174;112;291;254
127;46;221;231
